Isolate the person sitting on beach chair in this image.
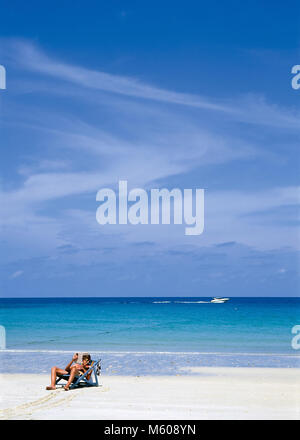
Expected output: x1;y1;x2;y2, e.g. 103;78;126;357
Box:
46;353;92;391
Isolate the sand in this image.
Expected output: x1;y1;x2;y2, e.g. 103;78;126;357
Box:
0;367;299;420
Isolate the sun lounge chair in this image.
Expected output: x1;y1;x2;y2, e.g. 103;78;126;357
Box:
55;358;101;389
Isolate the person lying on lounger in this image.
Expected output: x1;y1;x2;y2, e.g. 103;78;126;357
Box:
46;353;92;391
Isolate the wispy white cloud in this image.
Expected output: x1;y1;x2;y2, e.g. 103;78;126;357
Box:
7;40;229;112
10;270;24;279
0;38;299;277
3;39;300;130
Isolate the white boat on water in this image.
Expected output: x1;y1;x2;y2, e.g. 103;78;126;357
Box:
210;297;230;303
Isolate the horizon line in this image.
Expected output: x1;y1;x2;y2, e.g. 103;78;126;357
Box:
0;296;298;299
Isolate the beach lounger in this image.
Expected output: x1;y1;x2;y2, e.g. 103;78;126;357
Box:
56;358;101;389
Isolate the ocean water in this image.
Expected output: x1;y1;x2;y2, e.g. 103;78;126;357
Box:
0;297;299;374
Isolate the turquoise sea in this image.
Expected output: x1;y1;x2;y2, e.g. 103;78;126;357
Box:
0;297;299;374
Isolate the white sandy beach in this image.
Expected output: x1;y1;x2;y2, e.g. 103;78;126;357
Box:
0;368;299;420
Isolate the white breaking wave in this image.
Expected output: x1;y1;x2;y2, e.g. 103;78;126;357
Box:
0;349;299;357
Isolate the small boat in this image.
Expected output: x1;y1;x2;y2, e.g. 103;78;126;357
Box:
210;297;230;303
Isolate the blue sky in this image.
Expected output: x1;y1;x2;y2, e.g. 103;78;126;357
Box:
0;1;299;297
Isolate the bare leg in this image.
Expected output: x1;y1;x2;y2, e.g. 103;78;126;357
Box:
64;366;79;391
46;366;68;390
64;363;72;373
